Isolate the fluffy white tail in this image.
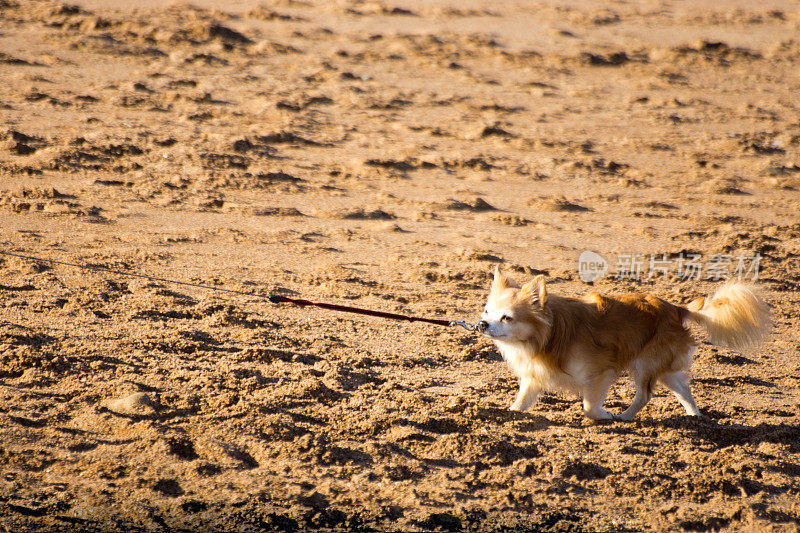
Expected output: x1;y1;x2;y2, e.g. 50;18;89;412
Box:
686;282;770;351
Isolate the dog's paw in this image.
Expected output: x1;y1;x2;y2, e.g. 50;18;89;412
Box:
584;409;615;421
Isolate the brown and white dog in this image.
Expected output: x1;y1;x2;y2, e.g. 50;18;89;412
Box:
478;266;770;420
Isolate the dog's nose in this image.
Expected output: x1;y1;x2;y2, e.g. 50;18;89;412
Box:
477;320;488;333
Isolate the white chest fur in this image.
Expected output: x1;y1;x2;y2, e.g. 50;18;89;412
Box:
493;339;580;392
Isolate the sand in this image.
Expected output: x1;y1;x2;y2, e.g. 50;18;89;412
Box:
1;0;800;530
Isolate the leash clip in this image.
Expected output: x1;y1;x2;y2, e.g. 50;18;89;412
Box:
449;320;478;332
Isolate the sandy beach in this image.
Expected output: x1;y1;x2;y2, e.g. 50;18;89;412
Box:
1;0;800;530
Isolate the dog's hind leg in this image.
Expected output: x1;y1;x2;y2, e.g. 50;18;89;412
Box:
510;377;540;411
618;356;659;421
618;375;653;421
659;371;701;416
582;369;616;420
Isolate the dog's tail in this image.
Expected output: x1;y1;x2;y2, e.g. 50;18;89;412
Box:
685;282;770;351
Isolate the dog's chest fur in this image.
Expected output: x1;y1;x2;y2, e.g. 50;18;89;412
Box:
494;339;579;391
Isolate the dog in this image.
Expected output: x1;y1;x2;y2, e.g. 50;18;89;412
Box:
477;266;770;420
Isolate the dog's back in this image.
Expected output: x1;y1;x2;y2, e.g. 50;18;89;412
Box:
546;292;692;375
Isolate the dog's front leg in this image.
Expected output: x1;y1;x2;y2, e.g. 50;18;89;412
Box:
510;377;540;411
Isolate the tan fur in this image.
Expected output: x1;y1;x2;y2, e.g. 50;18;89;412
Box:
479;270;770;420
686;282;770;351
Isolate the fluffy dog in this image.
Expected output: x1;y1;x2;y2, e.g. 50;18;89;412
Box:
477;266;770;420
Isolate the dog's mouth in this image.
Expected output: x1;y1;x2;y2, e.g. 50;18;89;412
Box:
481;331;511;340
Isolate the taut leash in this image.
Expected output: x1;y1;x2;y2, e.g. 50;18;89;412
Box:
0;250;478;331
268;294;477;330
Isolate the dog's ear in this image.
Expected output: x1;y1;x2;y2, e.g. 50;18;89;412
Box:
492;265;519;291
519;275;547;306
492;265;507;291
491;265;507;292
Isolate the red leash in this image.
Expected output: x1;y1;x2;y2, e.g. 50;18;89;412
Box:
0;251;477;331
268;294;465;328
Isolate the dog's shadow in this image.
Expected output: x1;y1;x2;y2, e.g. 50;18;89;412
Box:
602;414;800;452
473;406;554;432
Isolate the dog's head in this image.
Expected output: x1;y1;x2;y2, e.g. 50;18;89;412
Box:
478;266;551;345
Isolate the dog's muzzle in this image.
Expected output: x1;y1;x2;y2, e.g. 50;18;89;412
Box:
476;320;488;333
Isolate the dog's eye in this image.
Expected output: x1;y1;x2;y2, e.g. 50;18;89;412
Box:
501;315;513;322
